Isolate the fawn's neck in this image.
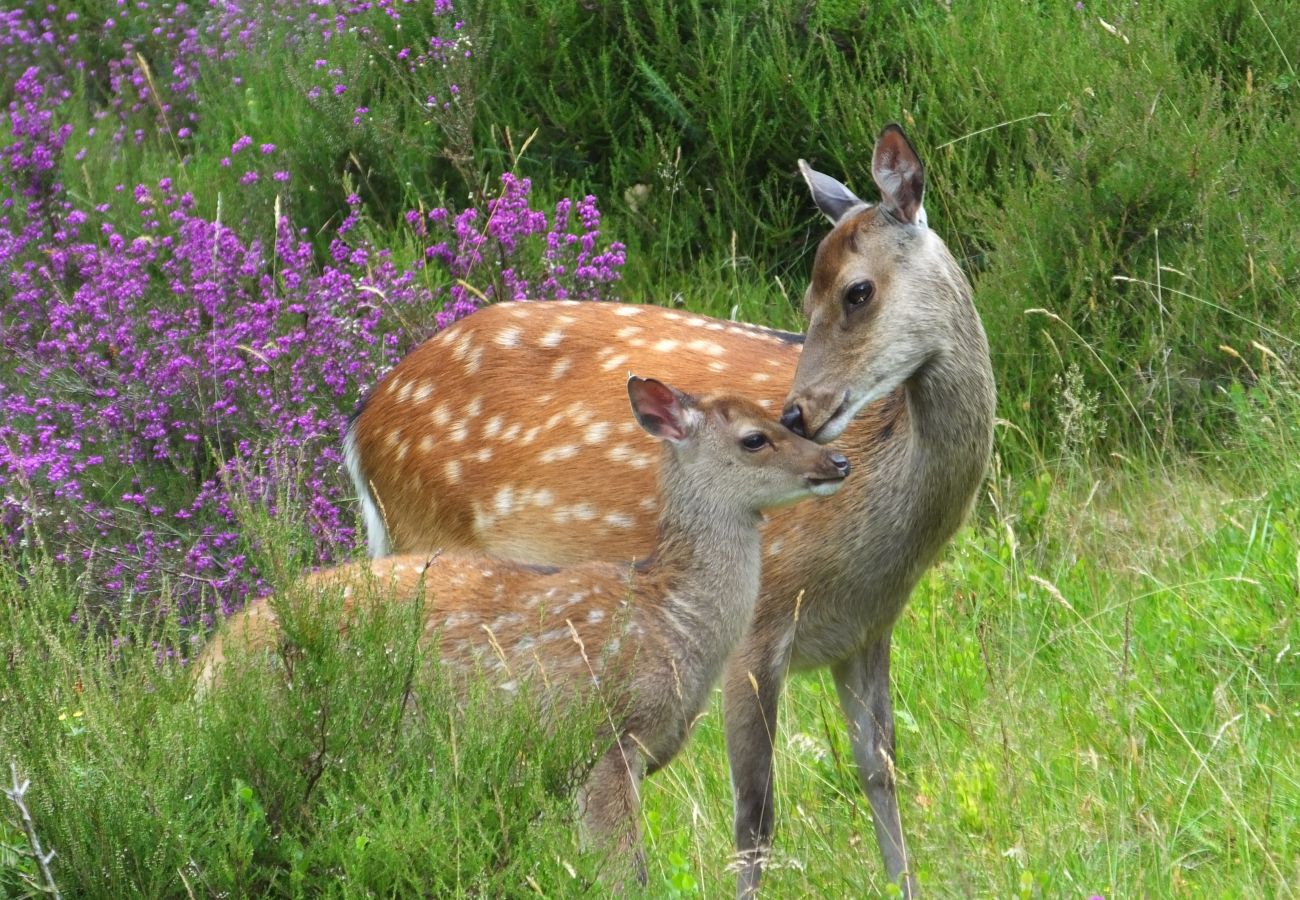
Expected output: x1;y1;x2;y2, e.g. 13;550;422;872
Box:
636;450;764;682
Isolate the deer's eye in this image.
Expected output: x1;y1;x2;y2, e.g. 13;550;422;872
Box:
843;280;875;314
740;432;770;452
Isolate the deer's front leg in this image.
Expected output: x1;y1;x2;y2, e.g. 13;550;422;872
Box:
723;634;790;899
578;735;648;886
832;629;917;898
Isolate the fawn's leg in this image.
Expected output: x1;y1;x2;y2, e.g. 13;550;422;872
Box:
833;629;917;898
578;734;648;885
723;634;791;899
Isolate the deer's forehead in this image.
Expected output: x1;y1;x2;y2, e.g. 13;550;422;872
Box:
810;206;904;295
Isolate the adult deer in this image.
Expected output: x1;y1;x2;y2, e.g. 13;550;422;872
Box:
344;125;995;896
199;377;849;881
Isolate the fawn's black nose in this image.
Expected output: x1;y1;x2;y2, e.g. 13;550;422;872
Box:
780;404;807;437
829;453;851;477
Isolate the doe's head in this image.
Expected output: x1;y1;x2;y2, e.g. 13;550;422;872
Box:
784;123;970;442
627;376;849;514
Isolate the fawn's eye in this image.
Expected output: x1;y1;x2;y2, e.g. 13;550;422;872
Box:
741;432;770;452
843;280;875;314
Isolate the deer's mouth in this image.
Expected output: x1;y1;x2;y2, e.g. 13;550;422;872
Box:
812;391;855;444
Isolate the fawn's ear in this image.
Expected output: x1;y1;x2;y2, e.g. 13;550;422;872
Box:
871;123;926;227
798;159;867;224
627;376;698;443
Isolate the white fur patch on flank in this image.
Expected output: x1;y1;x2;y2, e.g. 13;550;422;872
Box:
709;361;727;372
584;422;611;444
617;422;636;435
532;489;554;507
432;403;451;427
508;304;530;317
587;609;606;623
551;357;572;380
445;459;462;483
615;326;641;339
494;325;523;348
603;512;634;528
450;334;471;360
539;444;579;464
539;329;565;348
343;424;390;558
412;380;433;403
639;497;657;511
570;503;597;521
474;447;493;462
466;345;484;374
653;339;679;353
605;445;632;462
385;375;403;395
385;428;403;449
396;380;414;403
482;415;503;439
600;353;629;372
449;423;469;443
465;395;483;418
628;454;654;469
613;306;642;316
418;434;434;454
394;439;410;461
752;372;772;382
502;423;521;442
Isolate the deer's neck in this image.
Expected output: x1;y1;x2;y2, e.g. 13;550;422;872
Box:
637;455;763;684
897;274;996;547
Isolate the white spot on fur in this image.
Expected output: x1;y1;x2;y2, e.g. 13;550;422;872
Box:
752;372;772;382
551;357;572;380
603;512;634;528
386;375;403;395
618;422;636;435
653;339;678;353
688;339;725;356
571;503;597;521
522;425;542;445
639;497;657;511
540;444;579;463
483;415;503;439
600;353;629;372
395;439;410;461
466;395;483;418
587;609;605;624
418;434;434;454
474;447;493;462
495;325;523;348
432;403;450;427
584;422;611;444
449;423;468;443
385;429;403;448
494;485;515;517
709;360;727;372
396;380;414;403
615;326;641;340
614;306;642;317
539;329;565;348
606;445;632;462
502;423;522;442
445;460;462;483
628;454;654;469
466;345;484;374
532;489;554;507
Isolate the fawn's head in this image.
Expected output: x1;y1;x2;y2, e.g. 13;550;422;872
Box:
783;124;973;442
627;376;850;515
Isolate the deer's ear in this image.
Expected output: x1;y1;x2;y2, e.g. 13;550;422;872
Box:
871;123;926;226
627;376;697;443
798;159;866;224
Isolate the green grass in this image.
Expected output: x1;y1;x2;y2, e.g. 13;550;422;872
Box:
6;0;1300;894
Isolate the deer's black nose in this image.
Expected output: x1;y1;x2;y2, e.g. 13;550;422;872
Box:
829;453;850;477
780;404;807;437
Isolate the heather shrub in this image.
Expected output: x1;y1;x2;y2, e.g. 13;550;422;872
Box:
0;7;625;632
0;556;603;897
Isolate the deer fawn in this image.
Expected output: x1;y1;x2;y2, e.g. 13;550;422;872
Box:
199;376;849;881
344;124;995;897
